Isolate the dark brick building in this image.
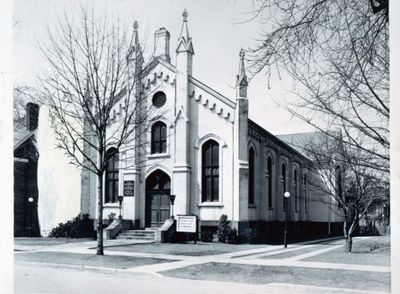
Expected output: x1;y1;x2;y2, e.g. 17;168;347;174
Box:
14;102;40;237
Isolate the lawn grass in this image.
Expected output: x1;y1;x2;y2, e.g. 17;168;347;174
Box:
15;251;176;269
107;242;267;256
303;236;390;266
14;237;93;246
161;262;390;292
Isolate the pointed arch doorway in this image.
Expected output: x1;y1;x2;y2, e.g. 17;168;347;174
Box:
145;169;171;228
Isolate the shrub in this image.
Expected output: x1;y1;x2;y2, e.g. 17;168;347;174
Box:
49;214;93;238
217;214;237;243
238;224;260;244
108;212;117;221
226;228;238;244
200;230;214;242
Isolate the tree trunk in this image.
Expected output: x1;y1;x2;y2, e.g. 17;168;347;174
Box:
96;173;104;255
343;220;353;252
345;235;353;252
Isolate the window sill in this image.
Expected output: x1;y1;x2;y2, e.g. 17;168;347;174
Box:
198;202;224;208
147;153;170;159
248;204;257;209
268;207;274;210
104;203;120;208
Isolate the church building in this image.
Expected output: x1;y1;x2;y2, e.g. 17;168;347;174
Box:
81;10;343;243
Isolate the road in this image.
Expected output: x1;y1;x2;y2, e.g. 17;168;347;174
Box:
14;263;386;294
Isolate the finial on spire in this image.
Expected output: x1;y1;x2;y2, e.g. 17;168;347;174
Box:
176;9;194;54
238;48;247;81
182;9;188;22
236;48;248;97
133;21;139;31
239;48;245;60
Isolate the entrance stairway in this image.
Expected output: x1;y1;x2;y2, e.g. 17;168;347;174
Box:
116;229;156;242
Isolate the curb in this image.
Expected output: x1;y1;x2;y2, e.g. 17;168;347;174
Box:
15;260;156;278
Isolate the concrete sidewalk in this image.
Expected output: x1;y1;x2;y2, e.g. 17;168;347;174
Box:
15;236;390;274
14;236;390;294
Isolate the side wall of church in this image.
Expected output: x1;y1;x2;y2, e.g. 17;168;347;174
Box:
248;122;314;223
188;78;236;224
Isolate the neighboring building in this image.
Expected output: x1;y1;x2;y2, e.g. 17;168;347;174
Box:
14;102;41;237
14;101;82;237
81;11;343;242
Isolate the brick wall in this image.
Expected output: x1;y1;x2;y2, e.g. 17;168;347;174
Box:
14;154;40;237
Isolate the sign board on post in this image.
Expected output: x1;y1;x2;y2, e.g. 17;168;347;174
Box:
123;180;134;197
176;215;197;233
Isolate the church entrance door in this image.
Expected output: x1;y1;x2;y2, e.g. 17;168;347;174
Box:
145;170;171;228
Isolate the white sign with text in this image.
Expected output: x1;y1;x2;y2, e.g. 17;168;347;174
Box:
176;215;197;233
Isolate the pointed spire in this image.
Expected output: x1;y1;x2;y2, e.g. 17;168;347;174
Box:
180;9;190;40
236;49;248;98
236;49;248;87
176;9;194;54
133;20;144;72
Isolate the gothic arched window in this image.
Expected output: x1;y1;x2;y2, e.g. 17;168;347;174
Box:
267;156;273;208
202;140;219;202
105;148;119;203
248;147;255;205
282;163;287;210
304;173;308;213
335;166;343;207
151;121;167;154
294;169;299;212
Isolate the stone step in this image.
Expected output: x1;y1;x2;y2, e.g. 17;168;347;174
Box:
122;230;156;234
116;235;155;240
116;229;156;241
119;233;154;237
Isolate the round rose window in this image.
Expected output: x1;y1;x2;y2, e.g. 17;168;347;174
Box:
152;91;166;108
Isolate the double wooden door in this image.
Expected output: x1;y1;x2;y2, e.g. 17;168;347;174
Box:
147;190;171;227
145;170;171;228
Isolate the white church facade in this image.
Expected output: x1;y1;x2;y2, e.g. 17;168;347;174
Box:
80;11;343;242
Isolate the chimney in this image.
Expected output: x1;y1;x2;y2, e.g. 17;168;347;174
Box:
26;102;39;131
154;27;170;62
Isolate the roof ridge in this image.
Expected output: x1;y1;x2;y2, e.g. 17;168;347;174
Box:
14;130;36;151
188;76;235;109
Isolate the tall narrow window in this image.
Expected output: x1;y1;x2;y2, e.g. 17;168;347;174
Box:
151;121;167;154
202;140;219;202
105;148;119;203
304;173;308;213
267;157;273;208
294;169;298;212
248;147;255;205
282;163;287;210
335;166;343;207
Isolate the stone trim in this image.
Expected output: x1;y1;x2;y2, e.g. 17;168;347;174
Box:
189;76;236;108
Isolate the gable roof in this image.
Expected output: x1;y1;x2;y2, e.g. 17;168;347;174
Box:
276;132;320;155
14;129;36;151
140;57;176;79
188;76;236;109
248;119;312;163
139;56;236;110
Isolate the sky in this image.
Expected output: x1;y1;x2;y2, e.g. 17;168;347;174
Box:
13;0;314;135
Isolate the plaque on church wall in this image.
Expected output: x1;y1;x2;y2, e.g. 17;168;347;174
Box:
176;215;197;233
123;180;135;196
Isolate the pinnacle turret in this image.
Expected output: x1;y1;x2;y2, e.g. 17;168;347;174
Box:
236;49;248;87
176;9;194;54
236;49;248;98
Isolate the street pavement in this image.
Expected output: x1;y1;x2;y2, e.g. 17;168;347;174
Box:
15;263;388;294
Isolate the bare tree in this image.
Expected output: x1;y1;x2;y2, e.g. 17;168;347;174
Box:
38;8;153;255
13;86;35;123
247;1;389;175
302;133;389;252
